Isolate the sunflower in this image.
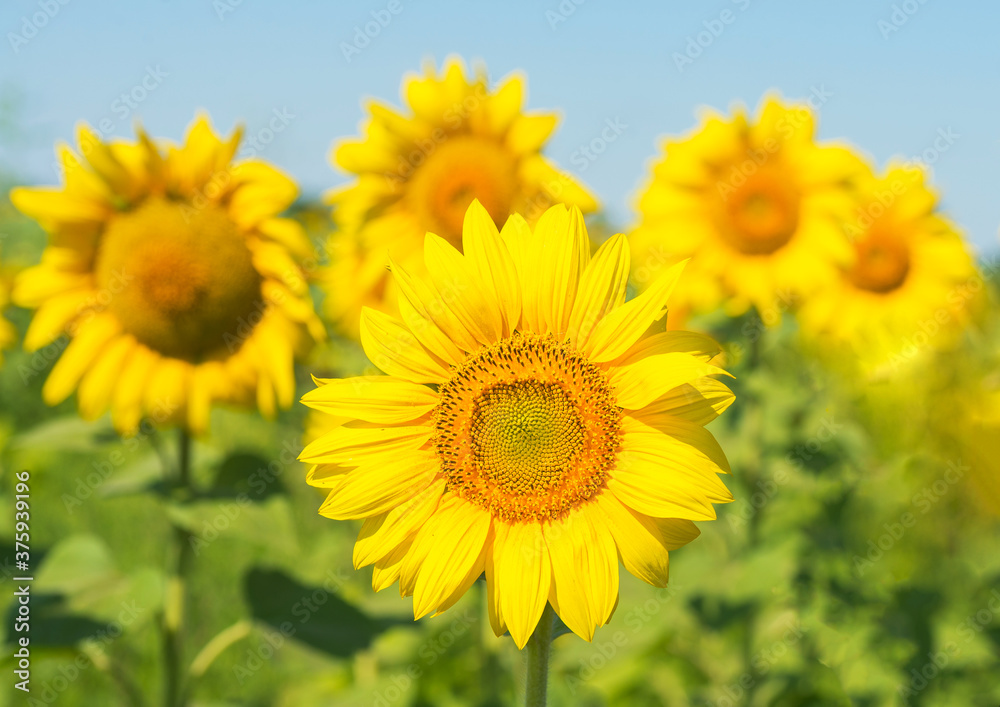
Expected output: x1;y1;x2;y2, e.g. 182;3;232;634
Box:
630;95;865;320
11;115;324;434
798;163;980;373
301;201;734;647
0;259;16;366
322;57;598;334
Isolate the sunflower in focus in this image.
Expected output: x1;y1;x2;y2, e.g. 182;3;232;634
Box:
301;201;734;647
798;163;980;373
630;95;864;320
11;115;324;434
322;57;598;334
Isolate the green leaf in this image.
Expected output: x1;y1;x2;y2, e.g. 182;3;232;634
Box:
244;567;406;658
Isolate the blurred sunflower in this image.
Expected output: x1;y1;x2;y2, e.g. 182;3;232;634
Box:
11;115;324;434
0;259;16;366
322;57;598;334
630;95;864;320
301;201;734;648
799;163;980;372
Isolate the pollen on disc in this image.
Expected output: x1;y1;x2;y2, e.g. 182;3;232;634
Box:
434;332;622;523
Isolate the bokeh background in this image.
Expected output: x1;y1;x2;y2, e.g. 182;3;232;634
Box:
1;1;999;706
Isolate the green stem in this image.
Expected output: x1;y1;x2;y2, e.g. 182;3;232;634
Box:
525;604;556;707
163;429;194;707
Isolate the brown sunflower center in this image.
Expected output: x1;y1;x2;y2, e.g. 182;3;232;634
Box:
407;135;517;247
434;333;621;522
849;229;911;293
95;197;262;361
718;168;800;255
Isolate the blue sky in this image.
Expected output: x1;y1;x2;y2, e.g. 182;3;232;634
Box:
2;0;997;252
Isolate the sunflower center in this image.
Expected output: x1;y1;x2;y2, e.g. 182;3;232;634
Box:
849;229;911;293
719;168;800;255
407;136;517;247
95;197;263;361
435;333;621;523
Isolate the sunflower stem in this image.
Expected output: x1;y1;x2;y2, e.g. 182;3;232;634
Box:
524;603;556;707
162;429;194;707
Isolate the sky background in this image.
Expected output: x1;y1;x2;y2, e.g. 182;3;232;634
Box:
1;0;997;253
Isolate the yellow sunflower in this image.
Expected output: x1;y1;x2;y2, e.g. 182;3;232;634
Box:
0;258;16;366
630;95;865;320
798;163;980;373
322;57;598;334
11;115;324;434
301;201;734;647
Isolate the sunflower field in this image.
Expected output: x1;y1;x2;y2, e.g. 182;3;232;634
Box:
1;3;999;706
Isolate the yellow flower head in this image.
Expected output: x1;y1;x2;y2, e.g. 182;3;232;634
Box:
322;57;598;333
301;201;734;648
630;95;865;319
11;115;324;434
798;162;980;373
0;258;16;366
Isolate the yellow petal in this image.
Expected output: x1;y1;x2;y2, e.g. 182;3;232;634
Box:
42;313;121;405
492;521;551;649
77;335;136;420
567;234;629;347
23;289;94;350
111;345;159;433
637;378;736;426
319;454;439;520
595;492;671;587
405;495;492;619
423;233;501;345
302;376;438;424
535;205;589;336
353;478;445;568
609;352;731;410
462;200;521;335
613;330;722;366
585;260;688;363
390;255;479;356
10;187;109;227
360;308;451;384
500;213;543;332
300;424;434;466
544;503;619;641
506;113;559;155
372;537;413;593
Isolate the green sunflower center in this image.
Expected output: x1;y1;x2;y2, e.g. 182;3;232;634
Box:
407;136;517;247
434;333;622;522
95;197;262;360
